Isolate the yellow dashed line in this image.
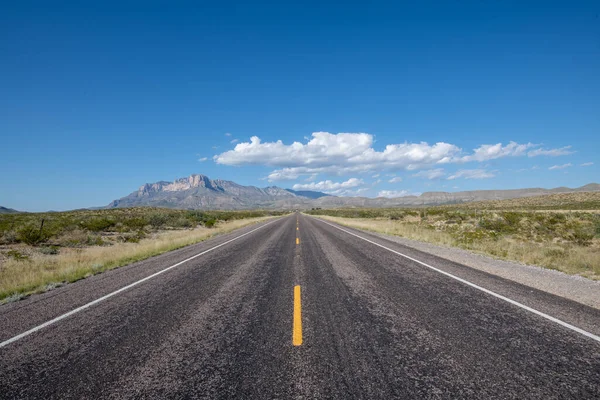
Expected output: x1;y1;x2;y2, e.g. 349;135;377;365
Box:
293;285;303;346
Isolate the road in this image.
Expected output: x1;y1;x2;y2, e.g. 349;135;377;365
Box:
1;213;599;399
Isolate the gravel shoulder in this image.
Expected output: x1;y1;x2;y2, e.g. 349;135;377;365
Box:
313;216;600;310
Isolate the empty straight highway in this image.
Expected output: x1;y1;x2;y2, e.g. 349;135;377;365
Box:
1;213;599;399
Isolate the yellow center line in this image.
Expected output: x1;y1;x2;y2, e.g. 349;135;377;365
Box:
296;237;300;245
293;285;303;346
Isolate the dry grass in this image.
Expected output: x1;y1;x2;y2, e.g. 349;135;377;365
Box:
0;217;274;302
314;215;600;280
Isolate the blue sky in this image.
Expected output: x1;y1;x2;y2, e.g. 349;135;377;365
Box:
1;1;598;211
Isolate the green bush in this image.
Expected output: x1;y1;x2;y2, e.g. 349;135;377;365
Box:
172;217;195;228
569;227;594;246
122;217;149;230
17;225;48;245
39;246;60;255
148;212;168;228
82;218;115;232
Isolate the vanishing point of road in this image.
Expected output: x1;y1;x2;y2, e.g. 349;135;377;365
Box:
1;213;599;399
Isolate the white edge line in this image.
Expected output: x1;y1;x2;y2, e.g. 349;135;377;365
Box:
0;217;281;349
312;216;600;344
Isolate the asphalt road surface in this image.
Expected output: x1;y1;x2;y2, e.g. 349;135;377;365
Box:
1;213;599;399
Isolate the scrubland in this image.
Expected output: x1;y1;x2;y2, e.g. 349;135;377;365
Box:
0;208;285;301
307;192;600;280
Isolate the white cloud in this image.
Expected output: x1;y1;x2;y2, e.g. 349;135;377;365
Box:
215;133;462;180
198;157;208;162
212;132;574;181
372;179;382;185
372;174;380;178
230;139;239;144
581;162;594;167
412;168;446;180
448;169;496;180
377;190;419;198
292;178;364;194
461;142;535;162
528;146;574;157
549;163;572;170
388;177;403;183
224;133;232;137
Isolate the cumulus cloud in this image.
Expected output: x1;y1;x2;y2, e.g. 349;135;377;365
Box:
230;139;239;144
581;162;594;167
377;190;419;198
412;168;446;180
212;132;573;181
388;177;403;183
215;133;462;180
549;163;572;170
447;169;496;180
198;157;208;162
292;178;364;194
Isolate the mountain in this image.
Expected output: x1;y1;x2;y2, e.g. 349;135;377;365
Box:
106;174;600;210
107;174;314;210
0;206;19;214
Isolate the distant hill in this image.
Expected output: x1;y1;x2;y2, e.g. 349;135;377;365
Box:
440;191;600;210
106;174;600;210
0;206;19;214
284;189;329;199
311;184;600;208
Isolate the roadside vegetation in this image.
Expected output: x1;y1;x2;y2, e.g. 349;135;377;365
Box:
306;192;600;280
0;208;286;302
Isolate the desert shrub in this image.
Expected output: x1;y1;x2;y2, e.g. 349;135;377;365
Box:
148;212;169;228
86;235;107;246
117;230;146;243
172;217;195;229
122;217;148;231
569;226;594;246
0;231;17;245
17;225;49;245
204;218;217;228
547;213;567;225
39;246;60;255
389;213;403;220
82;217;115;232
501;212;523;226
